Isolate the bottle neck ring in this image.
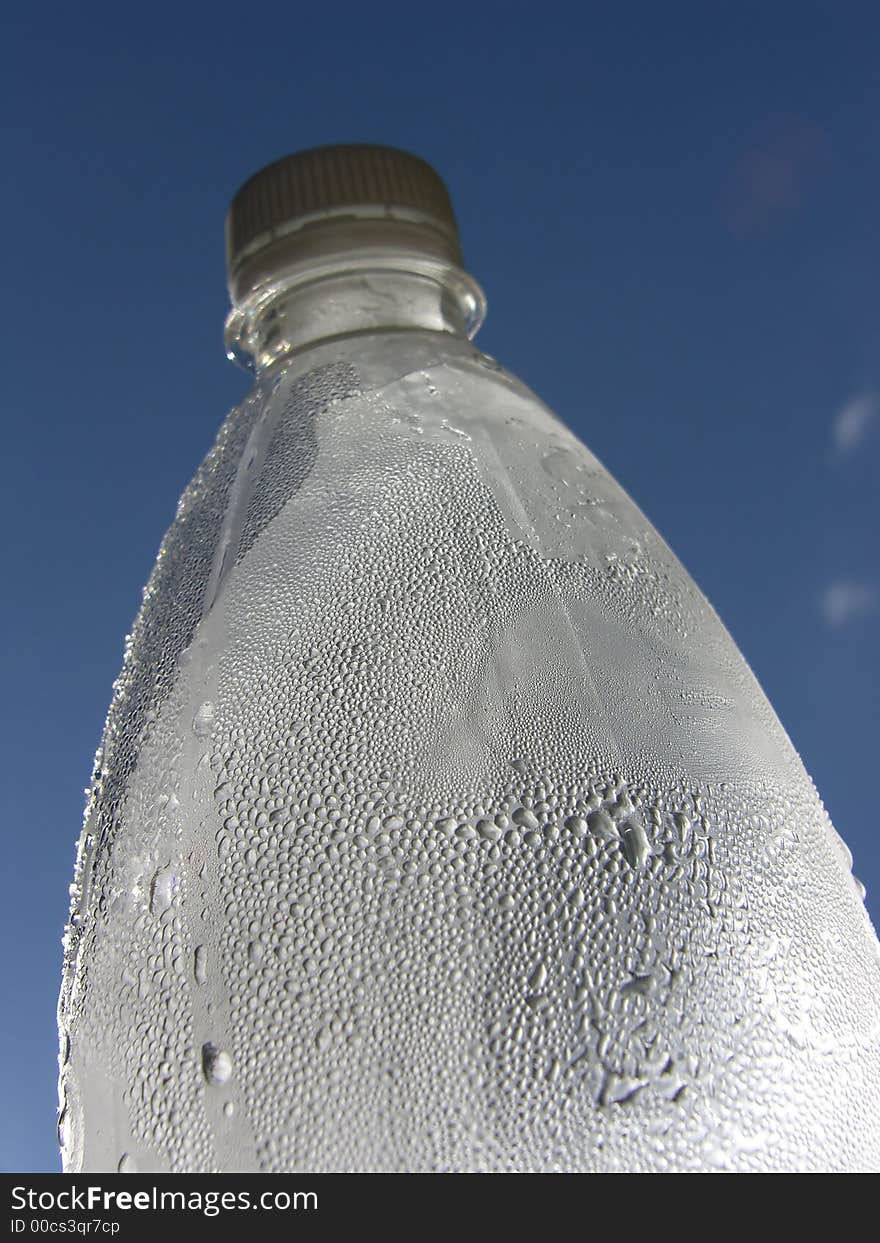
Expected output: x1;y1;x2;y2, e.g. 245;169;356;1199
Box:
224;248;486;374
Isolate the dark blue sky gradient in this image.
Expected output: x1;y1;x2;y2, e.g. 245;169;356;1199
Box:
3;2;878;1172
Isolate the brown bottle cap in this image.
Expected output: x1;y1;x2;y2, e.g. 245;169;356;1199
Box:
226;143;463;299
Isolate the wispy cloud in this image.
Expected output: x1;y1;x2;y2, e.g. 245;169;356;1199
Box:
831;392;877;458
821;580;879;628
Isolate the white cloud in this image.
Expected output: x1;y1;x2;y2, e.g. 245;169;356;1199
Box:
821;580;879;628
831;392;877;457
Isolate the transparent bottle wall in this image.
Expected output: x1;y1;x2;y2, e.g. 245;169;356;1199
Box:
59;331;880;1172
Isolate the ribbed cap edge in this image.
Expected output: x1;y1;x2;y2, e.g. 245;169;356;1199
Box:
227;143;461;283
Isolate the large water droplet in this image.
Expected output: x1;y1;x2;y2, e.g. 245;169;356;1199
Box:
528;961;547;992
588;808;619;840
193;701;216;737
150;865;179;914
202;1043;232;1085
622;815;651;869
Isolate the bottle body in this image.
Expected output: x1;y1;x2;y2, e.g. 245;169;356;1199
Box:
60;328;880;1172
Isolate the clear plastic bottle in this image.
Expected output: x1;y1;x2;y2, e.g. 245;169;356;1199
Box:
59;144;880;1173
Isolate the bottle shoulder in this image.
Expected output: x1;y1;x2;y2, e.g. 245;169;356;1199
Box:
256;328;553;427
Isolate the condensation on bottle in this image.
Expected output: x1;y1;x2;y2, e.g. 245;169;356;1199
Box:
58;143;880;1173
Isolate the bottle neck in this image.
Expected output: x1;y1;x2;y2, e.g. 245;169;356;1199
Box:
224;250;486;375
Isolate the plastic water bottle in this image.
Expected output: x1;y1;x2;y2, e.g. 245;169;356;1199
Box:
59;143;880;1173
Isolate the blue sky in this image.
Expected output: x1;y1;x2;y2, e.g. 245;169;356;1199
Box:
2;2;878;1172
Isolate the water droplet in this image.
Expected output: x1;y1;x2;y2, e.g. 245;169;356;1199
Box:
441;418;471;440
150;865;179;914
202;1043;232;1085
587;808;619;840
477;819;500;841
193;701;216;737
541;447;581;485
622;815;651;869
528;961;547;992
57;1106;70;1152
